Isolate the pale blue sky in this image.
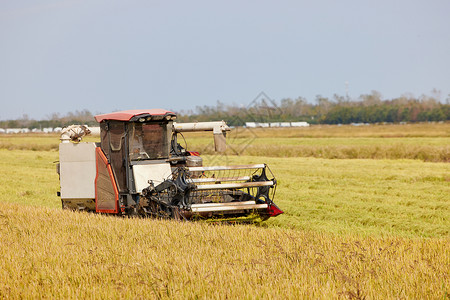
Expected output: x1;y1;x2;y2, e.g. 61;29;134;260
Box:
1;0;449;120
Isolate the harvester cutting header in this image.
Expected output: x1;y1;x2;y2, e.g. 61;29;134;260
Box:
57;109;283;220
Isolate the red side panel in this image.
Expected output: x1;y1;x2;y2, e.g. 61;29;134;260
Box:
95;147;119;214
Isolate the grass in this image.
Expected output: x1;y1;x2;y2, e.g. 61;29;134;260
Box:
0;149;448;238
203;155;449;238
0;149;60;208
0;202;448;299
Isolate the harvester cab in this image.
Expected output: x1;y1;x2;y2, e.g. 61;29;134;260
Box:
57;109;283;220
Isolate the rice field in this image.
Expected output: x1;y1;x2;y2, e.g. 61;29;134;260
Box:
0;122;448;298
0;203;448;299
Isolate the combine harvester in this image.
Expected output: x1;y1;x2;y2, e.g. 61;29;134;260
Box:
57;109;283;221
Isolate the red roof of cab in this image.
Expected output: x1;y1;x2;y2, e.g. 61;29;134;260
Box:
94;109;175;122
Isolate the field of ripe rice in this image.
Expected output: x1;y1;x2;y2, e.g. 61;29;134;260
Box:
205;155;450;238
0;202;448;299
1;149;448;238
0;123;449;298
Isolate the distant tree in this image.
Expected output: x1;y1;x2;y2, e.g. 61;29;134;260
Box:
3;94;450;129
360;90;383;106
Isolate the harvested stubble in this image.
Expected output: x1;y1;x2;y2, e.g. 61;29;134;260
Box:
0;134;98;152
181;123;450;162
195;142;450;162
2;123;450;162
184;122;450;138
0;202;448;299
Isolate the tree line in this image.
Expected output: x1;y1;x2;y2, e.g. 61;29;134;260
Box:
177;91;450;126
0;110;98;129
1;91;449;129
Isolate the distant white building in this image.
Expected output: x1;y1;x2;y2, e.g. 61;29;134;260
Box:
6;128;30;134
245;122;273;128
0;128;5;134
291;122;310;127
43;127;53;133
244;121;310;128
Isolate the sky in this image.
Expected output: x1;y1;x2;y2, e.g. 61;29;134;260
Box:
1;0;449;120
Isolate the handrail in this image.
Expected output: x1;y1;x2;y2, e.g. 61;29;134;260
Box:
188;164;265;172
188;176;251;183
195;181;273;190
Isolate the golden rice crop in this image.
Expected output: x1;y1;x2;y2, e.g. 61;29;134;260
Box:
1;149;448;238
0;125;449;298
0;202;448;299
